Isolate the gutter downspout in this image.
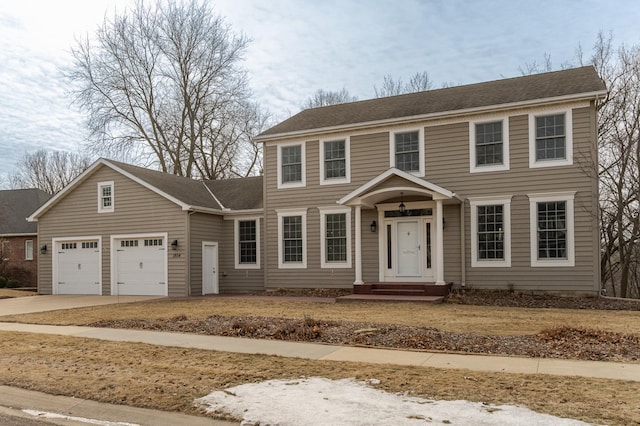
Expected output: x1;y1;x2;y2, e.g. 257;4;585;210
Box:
460;200;466;288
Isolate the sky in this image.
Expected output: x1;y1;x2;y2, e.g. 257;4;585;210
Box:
0;0;639;187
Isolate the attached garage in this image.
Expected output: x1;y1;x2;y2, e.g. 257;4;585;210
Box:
53;238;101;295
112;234;168;296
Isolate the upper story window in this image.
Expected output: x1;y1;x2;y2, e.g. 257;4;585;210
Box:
277;209;307;268
528;192;575;267
529;109;573;168
25;240;34;260
98;181;114;213
470;196;512;268
235;218;260;269
319;206;352;268
390;129;424;176
320;138;350;185
277;143;306;189
469;118;509;173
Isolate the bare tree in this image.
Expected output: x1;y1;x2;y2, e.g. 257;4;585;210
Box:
65;0;266;179
302;88;357;109
9;150;92;194
374;71;434;97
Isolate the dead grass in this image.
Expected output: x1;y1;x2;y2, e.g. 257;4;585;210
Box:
0;289;36;298
0;331;637;425
3;297;640;336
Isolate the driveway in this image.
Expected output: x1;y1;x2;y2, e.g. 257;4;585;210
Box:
0;295;162;316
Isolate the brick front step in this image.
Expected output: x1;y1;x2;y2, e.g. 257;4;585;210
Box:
353;282;452;297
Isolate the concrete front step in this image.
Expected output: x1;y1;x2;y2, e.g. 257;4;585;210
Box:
354;282;452;297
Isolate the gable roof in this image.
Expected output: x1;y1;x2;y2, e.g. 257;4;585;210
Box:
204;176;263;210
0;188;51;235
257;66;607;140
28;158;264;221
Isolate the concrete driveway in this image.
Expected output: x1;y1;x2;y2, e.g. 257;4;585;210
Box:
0;295;162;316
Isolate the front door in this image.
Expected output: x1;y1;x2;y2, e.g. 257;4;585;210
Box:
383;216;435;282
203;242;218;294
397;221;420;276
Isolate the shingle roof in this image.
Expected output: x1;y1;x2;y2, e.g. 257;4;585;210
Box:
258;66;606;138
107;160;223;210
204;176;263;210
0;189;51;234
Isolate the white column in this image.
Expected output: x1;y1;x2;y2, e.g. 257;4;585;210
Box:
436;199;445;285
354;205;363;285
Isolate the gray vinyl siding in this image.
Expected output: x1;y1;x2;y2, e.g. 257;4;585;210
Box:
37;166;189;296
264;102;599;294
188;212;223;296
218;217;265;293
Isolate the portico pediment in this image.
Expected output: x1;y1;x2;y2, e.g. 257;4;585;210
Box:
338;168;458;208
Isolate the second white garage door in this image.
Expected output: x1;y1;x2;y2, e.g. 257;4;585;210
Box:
114;236;167;296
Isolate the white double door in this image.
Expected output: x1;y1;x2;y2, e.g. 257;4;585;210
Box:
385;218;434;281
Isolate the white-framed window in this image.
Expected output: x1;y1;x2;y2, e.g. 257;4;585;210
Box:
98;181;115;213
529;108;573;168
469;117;510;173
24;240;34;260
528;192;575;267
469;196;512;267
318;206;352;268
277;142;306;189
234;217;260;269
320;137;350;185
1;240;9;260
276;208;307;269
389;128;424;176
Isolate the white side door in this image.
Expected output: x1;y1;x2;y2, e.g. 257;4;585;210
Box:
203;242;219;294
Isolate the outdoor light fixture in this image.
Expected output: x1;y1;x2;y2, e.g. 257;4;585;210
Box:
171;239;178;250
40;244;47;254
398;192;406;214
370;220;377;233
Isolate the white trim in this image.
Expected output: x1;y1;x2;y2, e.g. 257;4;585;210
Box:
24;239;33;260
469;196;513;268
338;168;455;206
529;108;573;168
97;181;114;213
277;141;306;189
52;236;102;295
234;217;261;269
319;137;351;185
276;208;307;269
389;127;425;177
255;94;602;142
469;117;510;173
201;181;227;210
110;232;169;296
528;192;575;267
202;241;219;295
318;206;352;269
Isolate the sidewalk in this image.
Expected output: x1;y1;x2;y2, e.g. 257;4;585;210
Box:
1;321;639;382
0;385;234;426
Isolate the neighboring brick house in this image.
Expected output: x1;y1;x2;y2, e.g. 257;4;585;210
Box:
0;189;51;286
30;66;607;296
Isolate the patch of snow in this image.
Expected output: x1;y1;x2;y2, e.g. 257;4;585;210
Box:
22;409;140;426
196;377;593;426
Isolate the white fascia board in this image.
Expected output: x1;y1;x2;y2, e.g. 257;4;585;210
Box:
255;91;607;143
27;158;108;221
338;168;455;205
0;233;38;237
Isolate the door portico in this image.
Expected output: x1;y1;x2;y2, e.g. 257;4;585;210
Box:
338;168;458;286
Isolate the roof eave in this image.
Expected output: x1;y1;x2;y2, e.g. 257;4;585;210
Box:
256;90;607;143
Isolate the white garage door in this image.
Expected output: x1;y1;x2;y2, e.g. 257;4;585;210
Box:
56;240;101;295
114;237;167;295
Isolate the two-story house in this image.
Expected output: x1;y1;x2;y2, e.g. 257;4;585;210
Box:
256;66;606;295
29;66;606;296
